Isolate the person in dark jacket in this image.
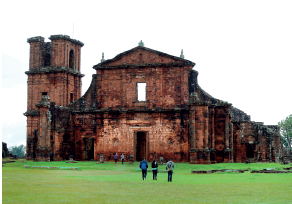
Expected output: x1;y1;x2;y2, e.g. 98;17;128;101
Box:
151;159;158;180
139;158;148;180
114;153;118;165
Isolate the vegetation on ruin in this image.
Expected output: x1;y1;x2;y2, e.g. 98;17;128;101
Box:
279;114;292;155
2;160;292;204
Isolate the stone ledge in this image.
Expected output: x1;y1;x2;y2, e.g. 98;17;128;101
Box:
72;107;189;114
27;36;45;43
24;110;39;116
93;62;194;70
49;35;84;47
25;67;84;77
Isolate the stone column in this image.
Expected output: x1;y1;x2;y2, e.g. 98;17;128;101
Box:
257;125;262;162
204;108;210;163
188;92;210;164
230;123;234;162
220;103;232;163
210;106;215;149
209;106;216;163
188;93;198;164
225;112;230;149
269;135;272;163
36;95;51;160
189;105;197;164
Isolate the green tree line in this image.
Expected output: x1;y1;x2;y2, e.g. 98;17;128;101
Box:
8;144;26;157
278;114;292;155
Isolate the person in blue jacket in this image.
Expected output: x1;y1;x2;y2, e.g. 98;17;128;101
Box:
139;158;148;180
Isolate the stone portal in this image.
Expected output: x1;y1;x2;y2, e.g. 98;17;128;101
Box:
136;131;147;161
246;143;255;158
83;138;94;161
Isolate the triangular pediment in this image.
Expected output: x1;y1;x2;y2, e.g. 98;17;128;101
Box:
93;46;195;69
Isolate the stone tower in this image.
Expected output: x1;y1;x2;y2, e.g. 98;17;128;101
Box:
24;35;84;159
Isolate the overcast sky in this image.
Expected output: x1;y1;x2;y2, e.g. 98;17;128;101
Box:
1;0;292;147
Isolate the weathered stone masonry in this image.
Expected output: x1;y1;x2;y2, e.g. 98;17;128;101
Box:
25;35;283;163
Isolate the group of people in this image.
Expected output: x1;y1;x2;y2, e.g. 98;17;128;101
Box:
139;158;175;182
114;153;125;165
113;153;175;182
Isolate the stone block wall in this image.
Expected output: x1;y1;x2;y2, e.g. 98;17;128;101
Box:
72;111;189;162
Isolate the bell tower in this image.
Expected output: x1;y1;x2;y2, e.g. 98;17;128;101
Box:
25;35;84;159
26;34;84;109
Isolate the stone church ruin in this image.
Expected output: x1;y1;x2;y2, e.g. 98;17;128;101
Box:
24;35;283;163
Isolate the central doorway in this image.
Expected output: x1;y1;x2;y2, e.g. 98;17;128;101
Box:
83;137;94;161
136;131;146;161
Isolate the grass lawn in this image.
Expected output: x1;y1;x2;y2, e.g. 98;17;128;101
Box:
2;160;292;204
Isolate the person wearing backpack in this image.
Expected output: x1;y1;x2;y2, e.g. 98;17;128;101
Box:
166;159;175;182
151;159;158;180
139;158;148;180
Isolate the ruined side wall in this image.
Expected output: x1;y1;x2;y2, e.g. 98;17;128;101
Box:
232;122;281;163
26;115;39;159
188;70;218;104
49;104;72;161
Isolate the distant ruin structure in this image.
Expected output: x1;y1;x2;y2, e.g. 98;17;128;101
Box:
24;35;283;163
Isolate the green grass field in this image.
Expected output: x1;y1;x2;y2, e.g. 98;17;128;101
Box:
2;160;292;204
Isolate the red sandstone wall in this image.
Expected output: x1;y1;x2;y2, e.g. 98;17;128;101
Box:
95;66;191;109
27;73;81;110
51;40;81;71
106;49;180;66
73;112;189;162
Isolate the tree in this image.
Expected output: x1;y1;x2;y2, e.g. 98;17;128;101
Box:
278;114;292;155
9;145;26;157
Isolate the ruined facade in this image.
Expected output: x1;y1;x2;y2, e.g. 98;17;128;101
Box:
24;35;283;163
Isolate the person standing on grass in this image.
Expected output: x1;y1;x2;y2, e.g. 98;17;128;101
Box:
166;159;175;182
151;159;158;180
139;158;148;180
114;153;118;165
121;153;125;164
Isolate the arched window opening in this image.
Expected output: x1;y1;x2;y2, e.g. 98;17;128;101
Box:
70;93;73;103
44;53;51;66
69;50;74;68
